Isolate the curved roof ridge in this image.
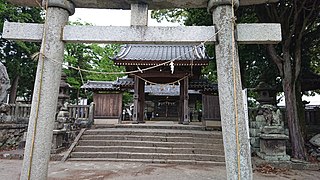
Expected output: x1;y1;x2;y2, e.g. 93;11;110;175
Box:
114;44;209;62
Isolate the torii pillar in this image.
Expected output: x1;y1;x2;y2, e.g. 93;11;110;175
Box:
20;1;75;180
208;0;252;179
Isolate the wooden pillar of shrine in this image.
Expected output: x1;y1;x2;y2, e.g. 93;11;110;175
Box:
133;76;139;124
179;77;189;125
138;78;145;123
179;82;183;124
183;77;189;125
133;76;145;124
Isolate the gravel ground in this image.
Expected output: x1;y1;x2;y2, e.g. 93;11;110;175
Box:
1;159;320;180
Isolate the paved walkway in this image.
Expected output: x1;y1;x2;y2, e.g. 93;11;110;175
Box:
1;159;320;180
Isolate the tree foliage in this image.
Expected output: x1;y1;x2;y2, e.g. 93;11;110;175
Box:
64;43;125;102
0;0;43;102
255;0;320;160
64;22;125;103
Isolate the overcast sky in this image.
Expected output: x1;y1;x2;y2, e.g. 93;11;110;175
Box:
69;8;180;26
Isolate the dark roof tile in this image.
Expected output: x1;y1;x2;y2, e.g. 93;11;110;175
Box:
114;44;209;65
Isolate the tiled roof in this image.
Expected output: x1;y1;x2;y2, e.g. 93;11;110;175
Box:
145;85;179;96
81;78;218;92
81;81;120;91
114;78;134;87
190;79;218;91
114;44;209;66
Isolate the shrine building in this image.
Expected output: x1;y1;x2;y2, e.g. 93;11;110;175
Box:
81;44;221;127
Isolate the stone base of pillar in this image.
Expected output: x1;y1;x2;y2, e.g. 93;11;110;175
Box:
257;152;291;161
183;121;189;125
202;120;222;130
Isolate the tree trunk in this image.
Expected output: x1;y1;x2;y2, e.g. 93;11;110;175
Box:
283;78;306;160
267;44;307;160
9;75;19;104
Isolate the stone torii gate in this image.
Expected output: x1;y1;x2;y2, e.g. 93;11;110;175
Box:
3;0;281;179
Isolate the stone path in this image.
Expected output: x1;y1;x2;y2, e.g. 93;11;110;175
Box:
1;159;320;180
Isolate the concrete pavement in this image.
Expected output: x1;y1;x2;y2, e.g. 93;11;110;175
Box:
1;159;320;180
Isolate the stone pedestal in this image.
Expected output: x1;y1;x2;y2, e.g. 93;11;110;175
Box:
51;129;66;154
257;126;290;161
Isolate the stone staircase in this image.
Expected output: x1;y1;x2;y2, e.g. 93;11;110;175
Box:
68;125;225;165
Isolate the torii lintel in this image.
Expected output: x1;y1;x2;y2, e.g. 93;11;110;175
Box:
8;0;279;9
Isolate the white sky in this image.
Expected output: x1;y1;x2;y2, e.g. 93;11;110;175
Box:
278;93;320;106
69;8;180;26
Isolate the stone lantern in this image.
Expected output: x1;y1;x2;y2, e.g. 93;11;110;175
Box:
57;72;71;110
254;81;277;105
52;73;71;153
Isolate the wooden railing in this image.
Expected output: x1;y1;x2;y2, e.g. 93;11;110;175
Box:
3;103;94;124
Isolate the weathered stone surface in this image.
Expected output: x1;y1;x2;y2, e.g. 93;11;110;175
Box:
208;0;240;10
64;25;217;44
0;127;26;150
309;134;320;147
237;23;281;44
261;126;284;134
0;62;10;103
260;138;287;155
250;137;260;148
212;5;252;180
8;0;279;9
249;128;260;137
42;0;75;15
250;120;266;129
2;22;43;42
260;134;289;140
3;22;281;45
3;22;216;43
256;152;291;161
20;7;69;180
131;4;148;26
255;115;266;122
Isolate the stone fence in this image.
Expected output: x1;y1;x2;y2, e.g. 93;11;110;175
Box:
0;103;94;152
0;103;94;124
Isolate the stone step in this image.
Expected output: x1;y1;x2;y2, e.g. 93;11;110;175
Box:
70;152;225;162
81;135;223;144
92;124;207;131
73;146;225;155
78;140;223;149
85;128;222;139
67;158;226;166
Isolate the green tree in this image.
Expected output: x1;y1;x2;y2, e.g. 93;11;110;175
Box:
255;0;320;160
64;22;125;103
64;43;124;103
0;0;43;103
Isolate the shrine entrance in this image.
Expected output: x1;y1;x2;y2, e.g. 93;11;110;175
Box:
150;97;179;120
113;44;209;124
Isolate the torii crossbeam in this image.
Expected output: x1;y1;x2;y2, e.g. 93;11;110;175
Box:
3;0;281;180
